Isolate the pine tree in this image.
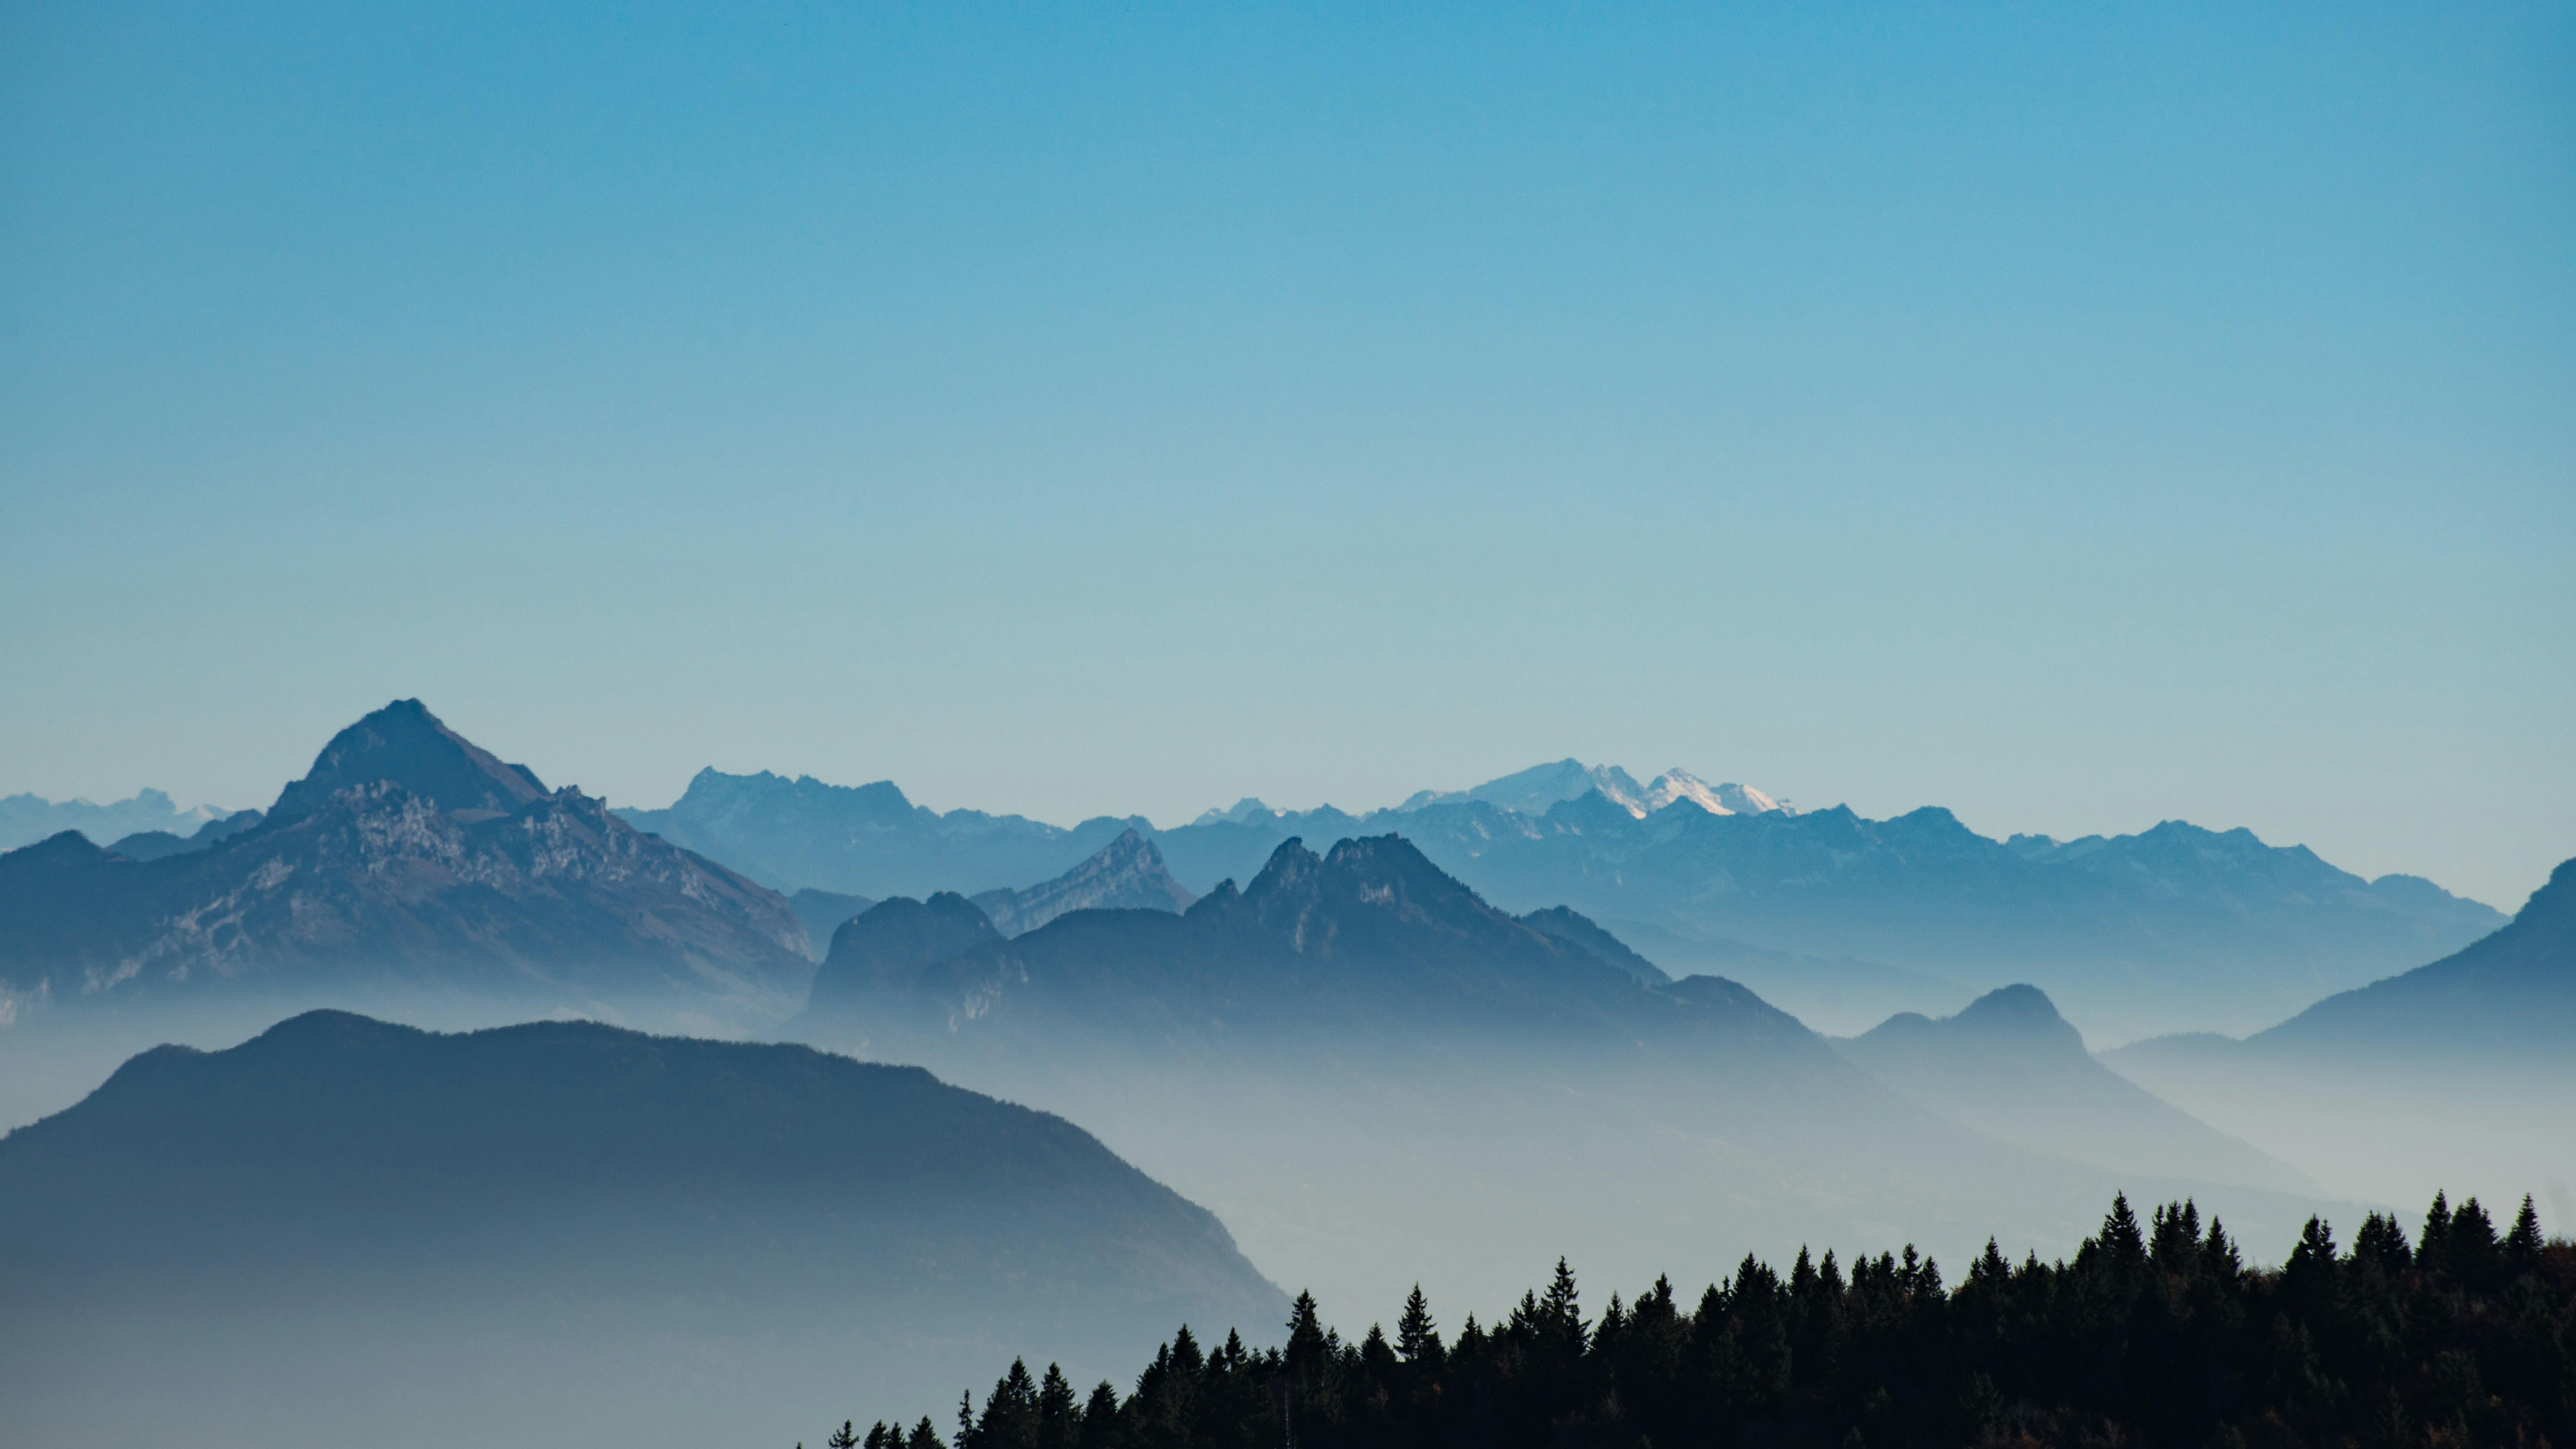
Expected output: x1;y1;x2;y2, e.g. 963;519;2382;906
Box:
2101;1193;2147;1272
1395;1284;1441;1363
1074;1383;1120;1449
907;1417;946;1449
1540;1256;1587;1353
2353;1212;2413;1275
2505;1195;2545;1263
1969;1238;2011;1288
829;1421;861;1449
2421;1190;2453;1263
1285;1290;1328;1371
2151;1200;2202;1274
1037;1364;1078;1449
2201;1218;2242;1282
1360;1323;1398;1379
2449;1197;2500;1287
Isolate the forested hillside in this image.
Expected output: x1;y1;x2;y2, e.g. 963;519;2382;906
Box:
824;1193;2573;1449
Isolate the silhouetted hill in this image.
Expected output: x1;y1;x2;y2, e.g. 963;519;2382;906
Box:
810;892;1001;1013
0;702;809;1023
0;1010;1284;1447
2247;856;2576;1063
1834;986;2315;1194
973;828;1197;937
0;1010;1277;1316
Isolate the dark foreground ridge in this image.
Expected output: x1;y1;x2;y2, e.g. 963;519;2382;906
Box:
824;1192;2573;1449
0;1010;1282;1327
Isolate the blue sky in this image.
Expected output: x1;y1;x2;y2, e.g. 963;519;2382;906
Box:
3;2;2569;906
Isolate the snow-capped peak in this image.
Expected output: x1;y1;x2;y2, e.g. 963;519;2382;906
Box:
1639;769;1793;817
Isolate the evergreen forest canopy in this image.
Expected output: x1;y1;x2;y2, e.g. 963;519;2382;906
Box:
816;1192;2572;1449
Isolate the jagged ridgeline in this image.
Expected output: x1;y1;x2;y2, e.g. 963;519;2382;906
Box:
824;1193;2573;1449
620;758;2506;1037
0;699;812;1025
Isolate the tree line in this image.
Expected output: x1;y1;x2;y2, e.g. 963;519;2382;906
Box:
812;1191;2572;1449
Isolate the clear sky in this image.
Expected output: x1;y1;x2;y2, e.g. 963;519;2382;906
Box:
3;3;2569;908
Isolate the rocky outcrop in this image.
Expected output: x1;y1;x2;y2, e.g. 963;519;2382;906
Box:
0;704;809;1021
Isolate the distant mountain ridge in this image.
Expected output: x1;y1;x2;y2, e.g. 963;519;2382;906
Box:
624;762;2502;1037
619;768;1148;900
2250;856;2575;1061
0;789;240;853
1393;759;1792;820
785;828;2347;1321
2108;854;2576;1072
0;702;808;1023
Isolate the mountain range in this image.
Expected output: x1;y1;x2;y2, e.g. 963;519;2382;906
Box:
0;700;809;1027
621;762;2503;1037
1388;759;1793;819
0;1008;1279;1446
784;832;2344;1318
0;787;240;853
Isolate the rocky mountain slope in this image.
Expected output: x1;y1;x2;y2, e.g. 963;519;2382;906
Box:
0;701;809;1024
971;827;1196;937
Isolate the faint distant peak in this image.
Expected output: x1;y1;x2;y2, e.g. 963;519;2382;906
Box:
1190;797;1279;827
1638;768;1792;818
1398;759;1791;820
1857;982;2090;1057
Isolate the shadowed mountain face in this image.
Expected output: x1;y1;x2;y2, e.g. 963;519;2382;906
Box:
623;763;2502;1038
1518;905;1669;984
2095;861;2576;1225
811;892;1001;1011
972;827;1196;937
1834;986;2316;1195
0;702;808;1025
2248;855;2576;1063
0;1010;1282;1447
